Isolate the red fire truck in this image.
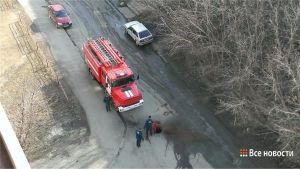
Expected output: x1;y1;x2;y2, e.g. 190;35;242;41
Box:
82;37;144;112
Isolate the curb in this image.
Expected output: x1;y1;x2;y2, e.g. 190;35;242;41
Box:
151;44;169;64
105;0;130;21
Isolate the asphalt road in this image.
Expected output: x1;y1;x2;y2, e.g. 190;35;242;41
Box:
19;0;255;168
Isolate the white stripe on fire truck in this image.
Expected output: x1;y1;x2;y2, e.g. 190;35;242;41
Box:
124;91;130;98
86;59;99;76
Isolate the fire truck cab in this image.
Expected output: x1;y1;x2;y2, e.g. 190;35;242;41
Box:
83;37;144;112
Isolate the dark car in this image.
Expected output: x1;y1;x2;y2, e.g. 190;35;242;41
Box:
48;4;72;28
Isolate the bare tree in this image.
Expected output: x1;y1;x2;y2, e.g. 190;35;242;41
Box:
142;0;300;165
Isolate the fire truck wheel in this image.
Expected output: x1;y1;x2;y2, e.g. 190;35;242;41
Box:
112;103;118;112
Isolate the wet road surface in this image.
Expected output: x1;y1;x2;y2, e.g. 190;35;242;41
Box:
58;0;256;168
20;0;256;167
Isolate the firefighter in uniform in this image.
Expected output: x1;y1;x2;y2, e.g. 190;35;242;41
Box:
136;128;144;148
144;116;153;139
103;94;111;112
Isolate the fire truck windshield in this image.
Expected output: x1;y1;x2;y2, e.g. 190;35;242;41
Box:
111;76;135;87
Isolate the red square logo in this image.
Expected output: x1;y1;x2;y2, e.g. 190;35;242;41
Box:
240;149;248;157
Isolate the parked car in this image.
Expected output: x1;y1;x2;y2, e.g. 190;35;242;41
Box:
124;21;153;46
48;4;72;28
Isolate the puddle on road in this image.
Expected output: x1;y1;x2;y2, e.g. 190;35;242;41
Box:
104;14;127;41
162;117;235;168
162;117;209;168
70;0;103;37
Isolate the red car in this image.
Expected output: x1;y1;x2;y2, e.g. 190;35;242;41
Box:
48;4;72;28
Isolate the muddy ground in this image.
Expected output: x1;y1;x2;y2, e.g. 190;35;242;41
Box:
0;0;88;161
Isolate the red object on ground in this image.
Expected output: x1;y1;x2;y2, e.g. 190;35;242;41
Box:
83;37;144;112
152;121;160;134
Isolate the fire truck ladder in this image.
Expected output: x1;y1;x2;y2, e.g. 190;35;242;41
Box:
94;39;117;66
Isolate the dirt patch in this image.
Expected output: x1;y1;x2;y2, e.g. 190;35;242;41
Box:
0;1;89;161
